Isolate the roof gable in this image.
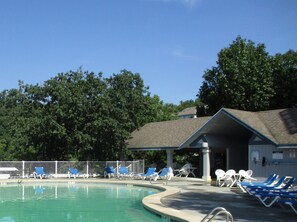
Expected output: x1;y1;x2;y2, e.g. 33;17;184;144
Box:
211;108;297;146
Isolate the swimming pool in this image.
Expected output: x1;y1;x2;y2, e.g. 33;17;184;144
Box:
0;183;169;222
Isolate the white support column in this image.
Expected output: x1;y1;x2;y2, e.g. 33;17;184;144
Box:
166;150;173;168
202;142;211;182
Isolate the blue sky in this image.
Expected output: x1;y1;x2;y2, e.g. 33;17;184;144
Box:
1;0;296;104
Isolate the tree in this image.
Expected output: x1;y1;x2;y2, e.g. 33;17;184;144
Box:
99;70;152;160
270;50;297;109
198;36;275;114
23;70;109;160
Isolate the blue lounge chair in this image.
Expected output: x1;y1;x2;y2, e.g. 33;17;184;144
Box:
68;168;85;178
278;198;297;214
237;174;278;192
34;167;50;179
137;167;156;180
150;167;174;183
104;166;115;178
246;176;295;195
247;177;296;207
240;174;278;187
159;167;169;179
253;190;297;207
118;166;132;178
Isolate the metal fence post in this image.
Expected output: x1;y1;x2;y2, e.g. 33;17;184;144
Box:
143;160;145;174
22;160;25;178
87;161;89;178
55;160;58;177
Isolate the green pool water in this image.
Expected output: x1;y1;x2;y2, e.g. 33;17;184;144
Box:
0;183;169;222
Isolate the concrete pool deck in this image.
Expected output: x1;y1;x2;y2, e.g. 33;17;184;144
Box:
1;177;296;221
159;178;296;222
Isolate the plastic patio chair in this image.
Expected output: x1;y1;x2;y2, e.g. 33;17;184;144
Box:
221;169;236;187
215;169;226;187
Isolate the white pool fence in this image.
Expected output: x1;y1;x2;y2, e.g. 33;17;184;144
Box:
0;160;145;179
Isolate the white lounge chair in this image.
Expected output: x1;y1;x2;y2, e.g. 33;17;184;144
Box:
175;164;192;178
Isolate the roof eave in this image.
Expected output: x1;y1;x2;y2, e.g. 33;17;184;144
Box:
127;146;178;151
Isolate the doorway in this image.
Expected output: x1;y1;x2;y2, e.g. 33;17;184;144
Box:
210;150;226;178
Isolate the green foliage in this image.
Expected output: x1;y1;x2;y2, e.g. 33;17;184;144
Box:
198;36;275;114
144;95;179;123
0;69;172;161
270;50;297;108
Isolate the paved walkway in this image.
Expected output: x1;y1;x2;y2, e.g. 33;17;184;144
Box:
160;179;296;222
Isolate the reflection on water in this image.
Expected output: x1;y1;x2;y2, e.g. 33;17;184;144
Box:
0;183;165;222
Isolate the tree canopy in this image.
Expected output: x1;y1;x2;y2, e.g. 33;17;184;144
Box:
197;36;297;115
0;70;179;161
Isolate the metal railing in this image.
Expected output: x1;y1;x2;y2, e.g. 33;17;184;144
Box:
201;207;233;222
0;160;145;179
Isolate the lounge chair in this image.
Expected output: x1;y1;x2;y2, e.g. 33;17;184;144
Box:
278;198;297;214
159;167;173;180
68;168;85;179
175;164;192;178
246;176;295;194
237;174;278;192
150;167;174;181
136;167;156;180
118;166;132;178
104;166;115;178
33;167;50;179
238;173;277;186
252;190;297;207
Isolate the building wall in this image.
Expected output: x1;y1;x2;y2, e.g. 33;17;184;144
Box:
249;143;297;179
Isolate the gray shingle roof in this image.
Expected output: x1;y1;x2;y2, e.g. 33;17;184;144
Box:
127;108;297;150
224;108;297;145
257;108;297;145
127;117;211;150
178;107;197;116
